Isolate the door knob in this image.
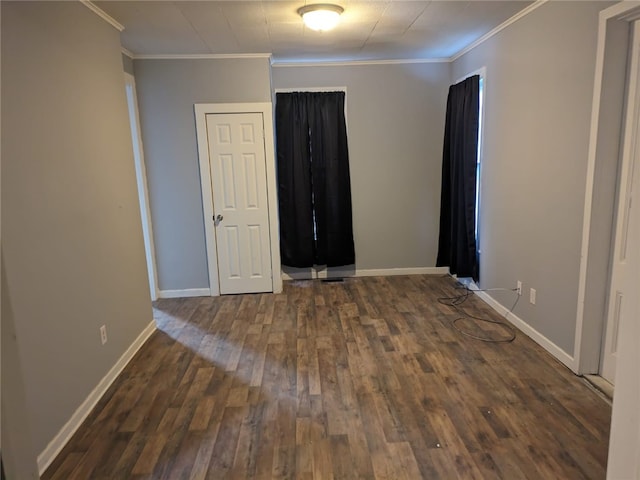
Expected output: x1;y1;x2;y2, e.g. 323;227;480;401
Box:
214;214;223;226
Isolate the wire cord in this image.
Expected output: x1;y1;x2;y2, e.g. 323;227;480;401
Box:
438;282;519;343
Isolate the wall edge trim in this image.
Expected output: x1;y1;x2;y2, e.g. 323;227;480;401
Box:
80;1;124;32
133;53;272;60
282;266;449;280
37;320;157;474
272;57;449;67
121;47;134;58
158;288;212;298
451;0;549;62
475;290;576;370
100;0;549;66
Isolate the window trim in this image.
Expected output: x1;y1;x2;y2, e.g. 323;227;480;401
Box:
456;67;486;256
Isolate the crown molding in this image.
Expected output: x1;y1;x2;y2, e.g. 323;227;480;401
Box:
80;1;124;32
272;1;548;68
272;57;449;67
450;0;549;62
132;53;272;60
111;0;549;66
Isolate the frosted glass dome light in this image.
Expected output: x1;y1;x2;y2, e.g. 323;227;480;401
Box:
298;4;344;32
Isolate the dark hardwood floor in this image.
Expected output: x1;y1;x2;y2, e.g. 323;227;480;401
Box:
43;275;611;479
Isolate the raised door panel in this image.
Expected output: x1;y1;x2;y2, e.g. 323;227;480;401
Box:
206;112;272;294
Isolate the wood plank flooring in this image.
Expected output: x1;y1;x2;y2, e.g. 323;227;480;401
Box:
43;275;611;479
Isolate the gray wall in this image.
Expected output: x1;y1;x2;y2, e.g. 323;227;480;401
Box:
2;0;152;458
134;58;272;291
452;1;608;355
272;63;450;270
122;52;134;75
2;256;39;478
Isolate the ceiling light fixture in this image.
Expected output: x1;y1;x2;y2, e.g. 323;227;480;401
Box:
298;4;344;32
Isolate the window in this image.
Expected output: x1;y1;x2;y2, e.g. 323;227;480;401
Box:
476;74;485;247
436;70;484;280
275;90;356;268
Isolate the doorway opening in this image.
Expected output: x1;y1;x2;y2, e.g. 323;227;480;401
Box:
599;19;640;386
194;103;282;296
575;4;640;391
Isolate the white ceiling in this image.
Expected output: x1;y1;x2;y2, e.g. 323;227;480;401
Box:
95;1;535;62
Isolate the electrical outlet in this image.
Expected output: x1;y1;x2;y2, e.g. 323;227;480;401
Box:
100;325;108;345
517;281;522;296
530;288;536;305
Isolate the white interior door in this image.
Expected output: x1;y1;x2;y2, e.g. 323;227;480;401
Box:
600;21;640;385
206;112;273;294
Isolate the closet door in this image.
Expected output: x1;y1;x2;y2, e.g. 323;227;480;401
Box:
206;112;272;294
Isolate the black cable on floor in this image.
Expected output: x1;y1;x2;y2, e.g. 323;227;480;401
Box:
438;282;519;343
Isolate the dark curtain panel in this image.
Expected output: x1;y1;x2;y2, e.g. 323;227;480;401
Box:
436;75;480;281
308;92;355;266
276;91;355;268
275;93;315;267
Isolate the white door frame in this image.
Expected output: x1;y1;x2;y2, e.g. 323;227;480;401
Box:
124;73;159;301
194;103;282;296
607;21;640;476
574;2;640;374
600;18;640;383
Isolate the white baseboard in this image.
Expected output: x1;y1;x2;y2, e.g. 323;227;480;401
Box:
282;266;449;281
474;290;575;369
158;288;211;298
37;320;157;475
